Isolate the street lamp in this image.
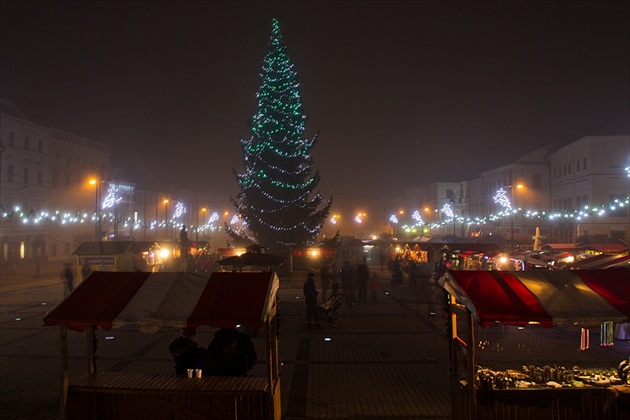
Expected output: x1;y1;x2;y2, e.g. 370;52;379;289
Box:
198;207;207;242
89;178;101;242
163;199;169;239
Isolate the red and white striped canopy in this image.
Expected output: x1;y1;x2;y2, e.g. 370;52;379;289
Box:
43;271;280;333
440;269;630;328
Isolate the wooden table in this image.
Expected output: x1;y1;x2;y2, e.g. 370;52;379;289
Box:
67;371;270;420
473;383;630;420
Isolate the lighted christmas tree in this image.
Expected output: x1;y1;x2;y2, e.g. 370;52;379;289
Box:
229;19;332;250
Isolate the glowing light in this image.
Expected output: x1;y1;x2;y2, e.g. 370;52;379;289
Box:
441;203;454;220
389;214;398;224
493;188;512;209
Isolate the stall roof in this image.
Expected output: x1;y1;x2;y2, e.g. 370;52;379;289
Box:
440;269;630;328
73;241;141;255
43;271;279;333
581;243;628;254
542;243;581;252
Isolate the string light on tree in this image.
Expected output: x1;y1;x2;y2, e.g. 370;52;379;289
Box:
228;18;332;250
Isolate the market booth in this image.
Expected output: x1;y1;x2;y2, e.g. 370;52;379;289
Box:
440;269;630;420
43;271;281;420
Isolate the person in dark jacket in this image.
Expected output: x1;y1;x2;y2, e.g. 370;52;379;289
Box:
303;272;319;330
169;328;199;376
205;328;257;377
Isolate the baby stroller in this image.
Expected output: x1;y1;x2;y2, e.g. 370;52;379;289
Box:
317;294;344;328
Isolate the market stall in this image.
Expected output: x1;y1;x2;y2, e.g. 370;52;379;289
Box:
43;271;281;420
439;269;630;420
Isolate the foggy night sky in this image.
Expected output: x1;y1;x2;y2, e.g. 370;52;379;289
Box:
1;1;629;210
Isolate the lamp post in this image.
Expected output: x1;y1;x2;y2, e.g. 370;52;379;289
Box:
200;208;207;242
163;199;169;239
89;178;101;242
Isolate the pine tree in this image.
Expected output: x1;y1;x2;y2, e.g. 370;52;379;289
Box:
229;19;332;251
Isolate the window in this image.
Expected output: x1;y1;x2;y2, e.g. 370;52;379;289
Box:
583;158;587;170
23;168;29;185
576;196;582;208
583;195;588;207
567;164;571;174
24;136;30;150
7;165;14;182
38;140;43;153
51;172;58;190
576;160;580;171
37;170;42;186
8;131;15;146
64;173;70;191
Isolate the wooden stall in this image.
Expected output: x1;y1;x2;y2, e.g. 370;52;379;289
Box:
440;268;630;420
44;271;281;420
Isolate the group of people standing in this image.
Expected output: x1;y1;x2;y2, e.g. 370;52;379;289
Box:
303;257;380;330
169;327;257;377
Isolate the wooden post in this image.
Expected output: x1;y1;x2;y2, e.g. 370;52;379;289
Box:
467;307;477;420
60;325;68;419
86;326;96;374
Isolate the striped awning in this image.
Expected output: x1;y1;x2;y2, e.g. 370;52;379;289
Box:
440;269;630;328
43;271;280;333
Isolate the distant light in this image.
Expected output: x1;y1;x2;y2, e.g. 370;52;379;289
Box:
517;327;524;330
15;317;22;321
105;336;115;340
324;337;332;342
429;312;436;316
42;302;47;305
236;324;241;328
385;291;390;295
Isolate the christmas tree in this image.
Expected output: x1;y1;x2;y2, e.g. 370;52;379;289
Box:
229;19;332;250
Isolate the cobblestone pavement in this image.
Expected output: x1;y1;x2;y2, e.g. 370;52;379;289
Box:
1;263;628;419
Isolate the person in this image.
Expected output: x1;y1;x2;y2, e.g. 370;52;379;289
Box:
320;262;331;303
61;263;74;297
392;256;403;287
408;260;417;289
169;328;199;376
330;262;340;296
205;328;257;377
356;257;369;304
303;272;319;331
81;262;92;281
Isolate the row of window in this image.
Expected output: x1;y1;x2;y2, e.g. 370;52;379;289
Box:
5;166;75;190
7;131;44;153
553;158;587;179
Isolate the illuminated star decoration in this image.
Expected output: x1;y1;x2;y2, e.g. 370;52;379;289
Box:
173;202;186;219
101;185;122;209
493;188;512;209
354;214;363;224
411;210;424;226
441;203;454;220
